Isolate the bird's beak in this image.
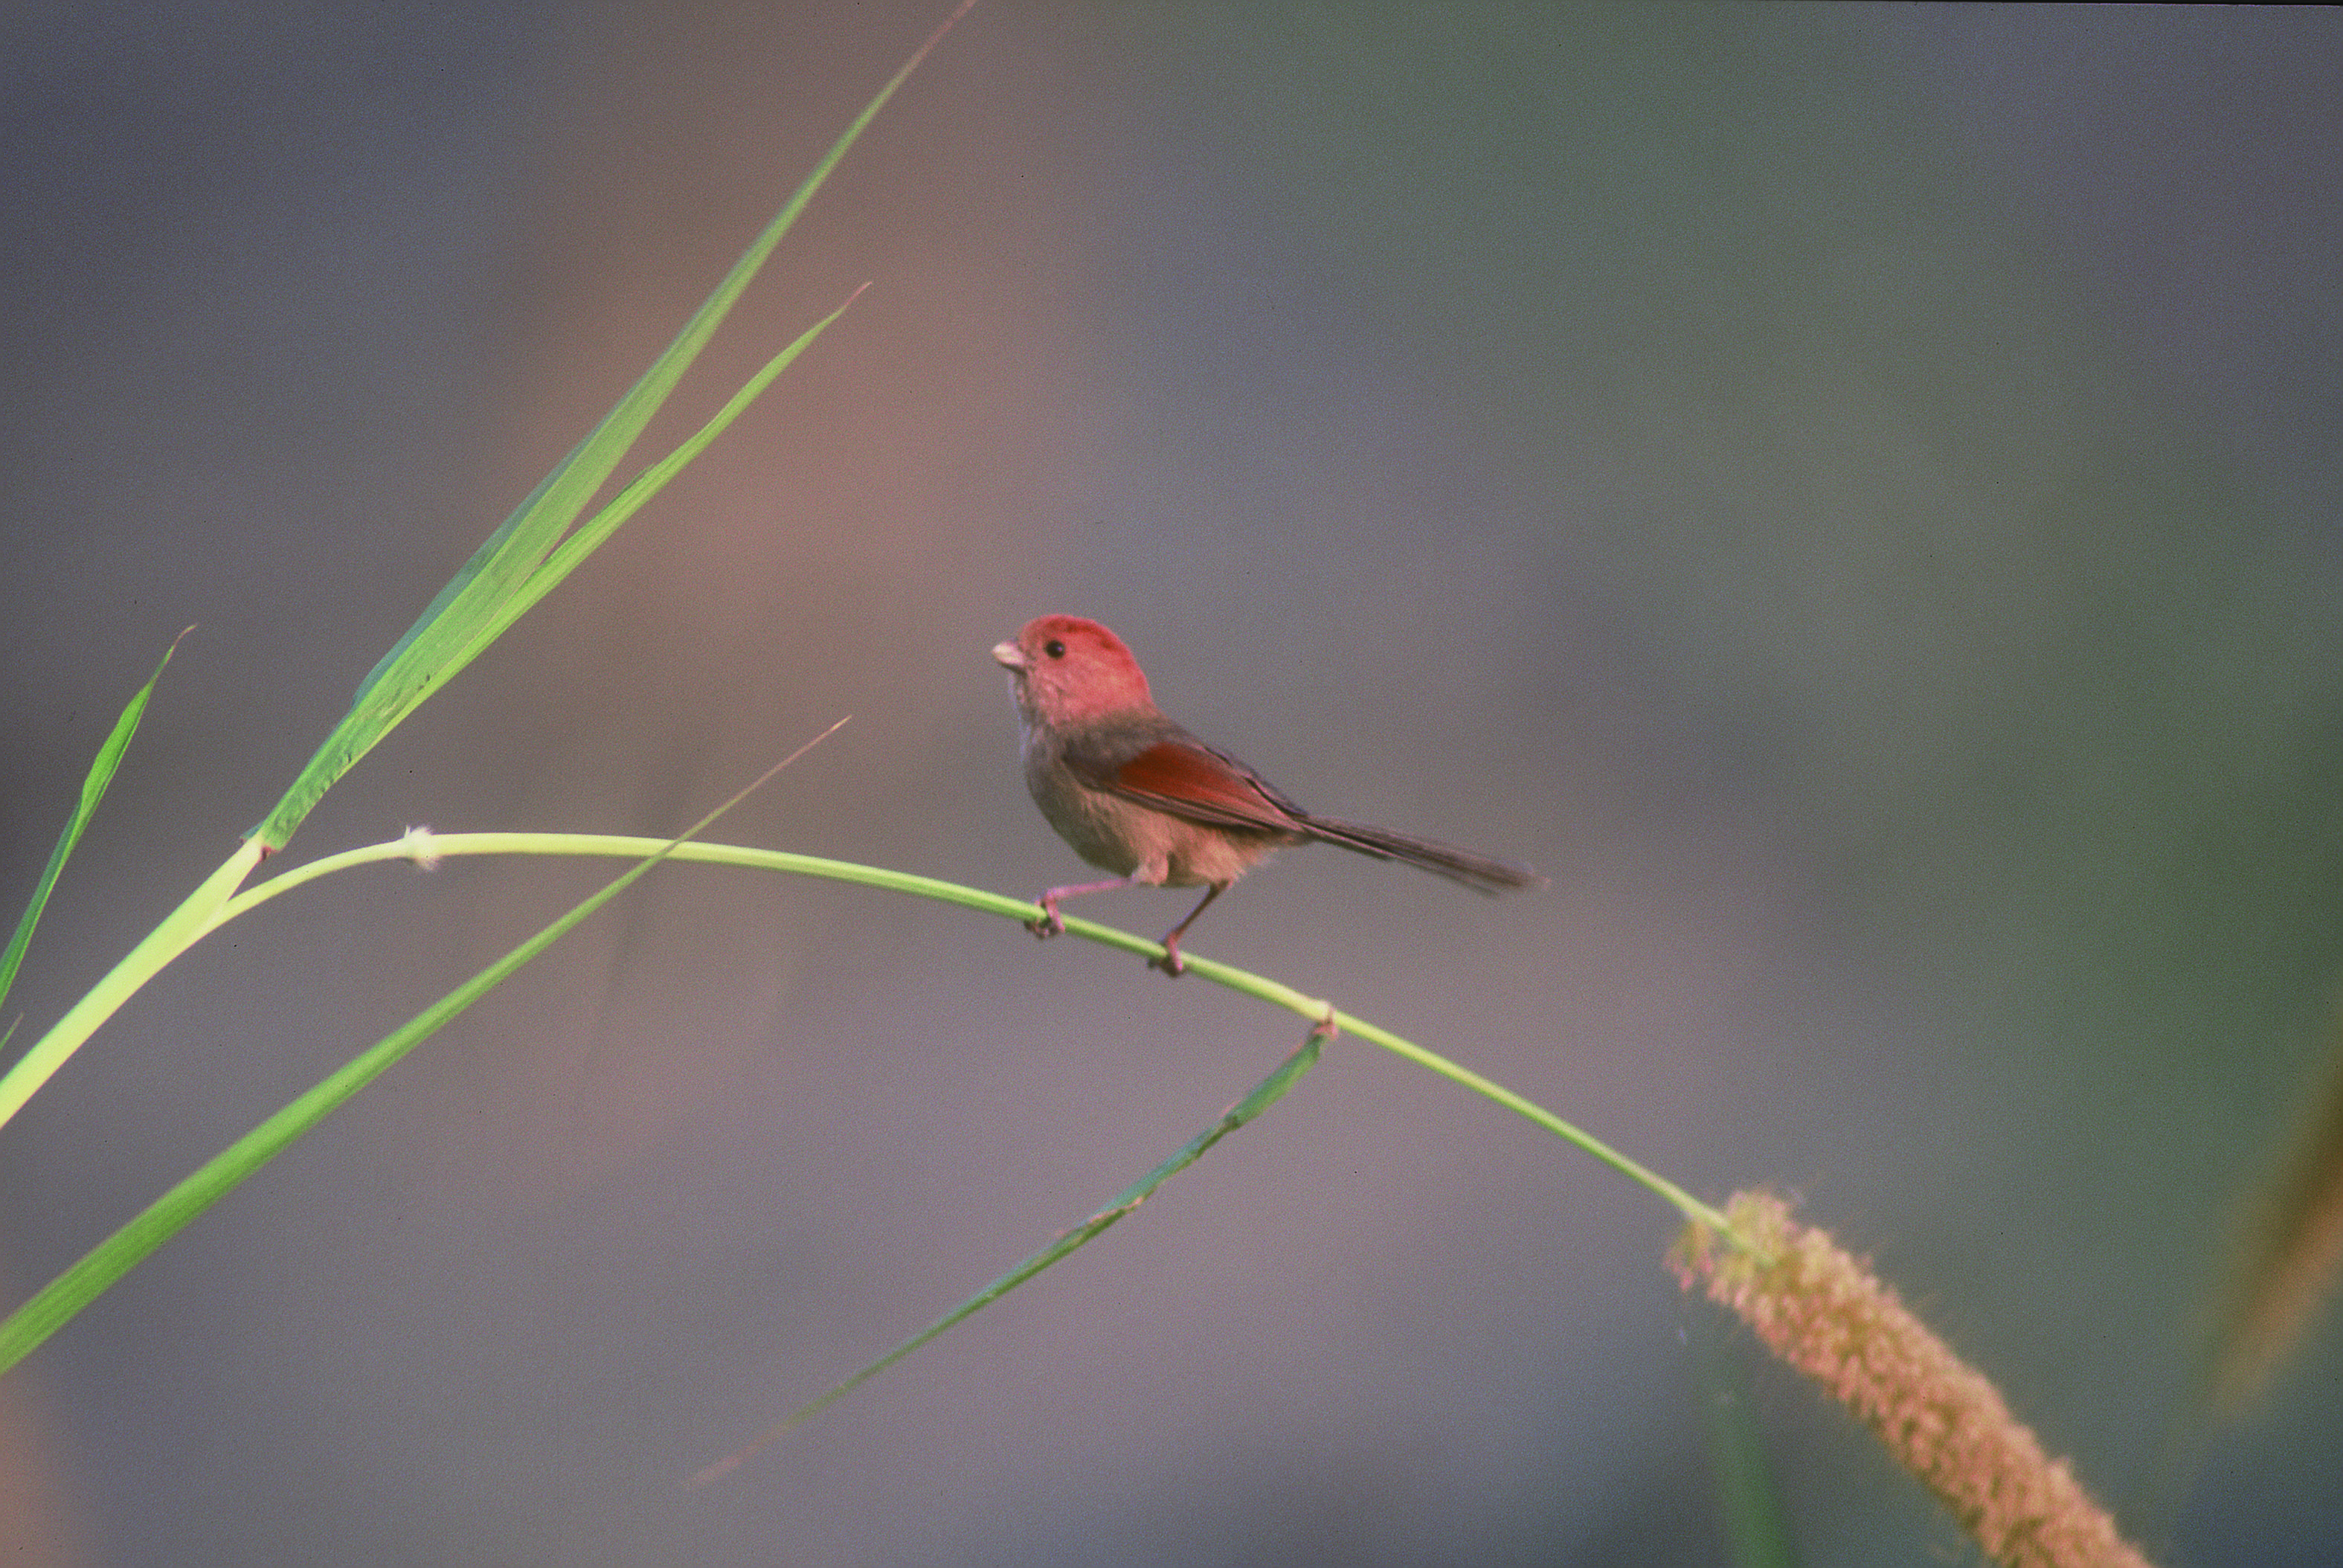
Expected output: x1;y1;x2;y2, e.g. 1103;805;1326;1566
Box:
991;639;1027;672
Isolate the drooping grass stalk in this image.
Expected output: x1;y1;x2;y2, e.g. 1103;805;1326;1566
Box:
2;806;2156;1561
0;8;971;1136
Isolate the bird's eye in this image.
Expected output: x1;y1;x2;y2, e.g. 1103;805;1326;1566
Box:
1044;639;1066;659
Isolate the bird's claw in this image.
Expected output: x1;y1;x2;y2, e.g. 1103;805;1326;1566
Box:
1026;899;1064;940
1148;940;1187;978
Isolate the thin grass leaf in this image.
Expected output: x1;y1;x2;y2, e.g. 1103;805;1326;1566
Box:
1692;1308;1799;1568
687;1026;1325;1488
0;631;190;1026
250;2;972;851
0;725;843;1374
447;283;869;673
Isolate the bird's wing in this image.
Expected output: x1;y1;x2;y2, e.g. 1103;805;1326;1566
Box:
1064;733;1304;835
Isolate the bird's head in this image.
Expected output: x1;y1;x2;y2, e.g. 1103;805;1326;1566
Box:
992;614;1156;728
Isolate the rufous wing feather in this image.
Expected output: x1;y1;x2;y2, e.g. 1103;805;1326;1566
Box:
1099;740;1301;833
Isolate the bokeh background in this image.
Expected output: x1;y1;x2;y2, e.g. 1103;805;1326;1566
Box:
5;4;2340;1562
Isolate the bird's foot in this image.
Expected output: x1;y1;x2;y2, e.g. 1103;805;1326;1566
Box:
1026;896;1064;939
1148;938;1187;977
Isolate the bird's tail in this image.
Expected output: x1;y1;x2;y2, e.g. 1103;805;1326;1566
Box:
1296;812;1543;895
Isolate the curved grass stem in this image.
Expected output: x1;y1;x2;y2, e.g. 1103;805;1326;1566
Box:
222;830;1723;1228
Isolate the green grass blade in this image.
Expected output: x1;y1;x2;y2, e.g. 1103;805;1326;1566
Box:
0;631;189;1024
0;735;839;1373
249;3;972;851
1695;1309;1800;1568
338;442;588;719
449;286;868;670
687;1024;1325;1488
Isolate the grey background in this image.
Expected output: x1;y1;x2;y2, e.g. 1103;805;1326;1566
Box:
4;4;2339;1563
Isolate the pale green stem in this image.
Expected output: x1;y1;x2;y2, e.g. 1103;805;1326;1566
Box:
0;838;266;1131
217;830;1726;1229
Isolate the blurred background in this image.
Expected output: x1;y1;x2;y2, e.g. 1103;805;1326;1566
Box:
4;3;2340;1562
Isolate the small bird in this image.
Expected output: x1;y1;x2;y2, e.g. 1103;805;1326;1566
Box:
992;614;1539;975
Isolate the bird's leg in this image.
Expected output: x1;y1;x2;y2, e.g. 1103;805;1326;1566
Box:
1148;883;1225;977
1029;876;1137;939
